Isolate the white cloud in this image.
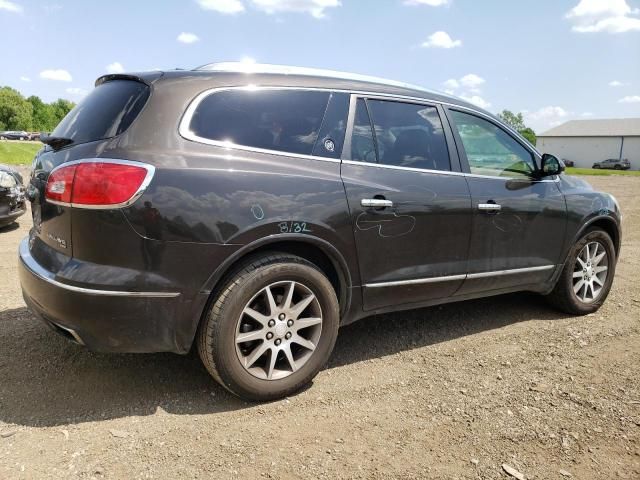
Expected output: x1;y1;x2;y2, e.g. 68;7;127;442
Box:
573;15;640;32
196;0;245;14
442;78;459;89
567;0;640;33
460;73;485;89
441;74;489;107
619;95;640;103
177;32;199;43
608;80;625;87
581;111;594;116
65;87;88;97
106;62;125;74
421;31;461;48
460;95;491;109
20;76;31;82
567;0;636;19
525;106;570;131
0;0;22;13
403;0;450;6
251;0;341;18
40;69;72;82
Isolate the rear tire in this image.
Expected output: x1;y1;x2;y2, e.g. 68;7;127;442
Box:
197;253;340;401
545;228;616;315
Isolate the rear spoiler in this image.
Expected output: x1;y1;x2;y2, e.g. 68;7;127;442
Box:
95;71;164;87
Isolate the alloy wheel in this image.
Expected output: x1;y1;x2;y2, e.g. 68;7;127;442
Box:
235;281;323;380
572;241;608;303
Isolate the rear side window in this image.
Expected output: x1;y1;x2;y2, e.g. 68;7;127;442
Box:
52;80;149;145
350;98;451;171
188;90;332;156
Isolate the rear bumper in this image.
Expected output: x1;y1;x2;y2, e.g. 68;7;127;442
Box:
18;236;203;353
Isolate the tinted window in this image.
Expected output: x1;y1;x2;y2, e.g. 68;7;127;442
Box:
52;80;149;145
353;99;451;171
311;92;350;159
190;90;331;156
450;110;535;177
351;98;377;163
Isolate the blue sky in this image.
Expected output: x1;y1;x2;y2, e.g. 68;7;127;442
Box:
1;0;639;132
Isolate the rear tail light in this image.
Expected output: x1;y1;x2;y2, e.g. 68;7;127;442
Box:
45;159;154;208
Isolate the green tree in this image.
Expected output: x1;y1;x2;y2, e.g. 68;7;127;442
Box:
497;109;536;146
50;98;75;127
27;95;57;131
519;127;536;146
0;87;33;131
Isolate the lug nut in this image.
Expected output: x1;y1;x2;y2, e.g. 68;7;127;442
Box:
275;338;282;346
268;319;276;327
287;319;294;327
278;313;286;320
266;332;274;340
285;332;292;340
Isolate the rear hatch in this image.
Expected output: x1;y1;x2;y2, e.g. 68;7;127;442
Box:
29;76;153;257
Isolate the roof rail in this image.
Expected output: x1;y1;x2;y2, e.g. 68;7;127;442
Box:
194;62;437;95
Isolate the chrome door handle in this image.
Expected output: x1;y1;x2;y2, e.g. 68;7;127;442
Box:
478;203;501;212
361;198;393;208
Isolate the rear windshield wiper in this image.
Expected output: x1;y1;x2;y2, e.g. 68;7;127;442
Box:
40;134;74;151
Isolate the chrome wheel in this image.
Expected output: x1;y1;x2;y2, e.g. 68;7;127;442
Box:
573;241;608;303
235;281;323;380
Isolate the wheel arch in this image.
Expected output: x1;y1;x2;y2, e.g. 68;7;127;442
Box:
200;234;353;319
576;215;621;256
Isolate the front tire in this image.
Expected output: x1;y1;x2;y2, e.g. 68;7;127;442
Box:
197;253;340;401
545;228;616;315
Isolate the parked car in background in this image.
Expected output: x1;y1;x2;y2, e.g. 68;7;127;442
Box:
28;132;42;141
0;131;30;141
19;64;622;401
562;159;575;167
592;158;630;170
0;164;26;228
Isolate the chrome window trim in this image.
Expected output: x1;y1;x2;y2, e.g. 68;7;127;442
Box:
46;158;155;210
178;86;343;165
342;159;559;182
178;85;556;181
19;238;180;298
365;265;556;288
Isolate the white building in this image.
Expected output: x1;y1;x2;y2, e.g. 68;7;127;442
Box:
537;118;640;170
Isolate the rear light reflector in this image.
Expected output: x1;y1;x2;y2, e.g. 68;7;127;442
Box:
45;164;77;204
45;160;153;208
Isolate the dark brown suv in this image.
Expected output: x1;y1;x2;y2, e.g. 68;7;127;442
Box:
19;63;621;400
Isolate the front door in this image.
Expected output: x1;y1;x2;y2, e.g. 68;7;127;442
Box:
445;108;567;295
341;97;472;311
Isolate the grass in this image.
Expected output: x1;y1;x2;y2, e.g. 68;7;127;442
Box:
566;166;640;177
0;141;42;166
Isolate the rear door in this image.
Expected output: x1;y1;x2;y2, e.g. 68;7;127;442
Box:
445;108;566;294
341;96;472;311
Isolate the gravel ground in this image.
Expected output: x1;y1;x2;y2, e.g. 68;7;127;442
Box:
1;173;638;480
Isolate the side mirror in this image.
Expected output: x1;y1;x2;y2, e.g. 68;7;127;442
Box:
540;153;565;177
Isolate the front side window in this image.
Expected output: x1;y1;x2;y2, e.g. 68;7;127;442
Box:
449;110;536;177
350;98;451;171
189;89;332;156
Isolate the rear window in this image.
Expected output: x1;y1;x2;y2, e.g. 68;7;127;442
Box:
51;80;149;145
188;90;332;156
